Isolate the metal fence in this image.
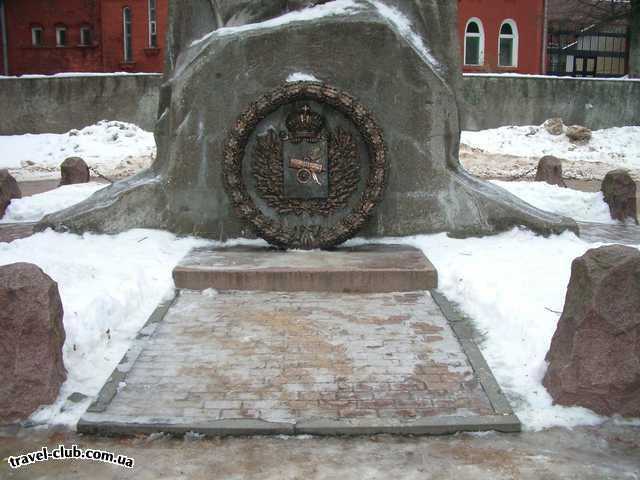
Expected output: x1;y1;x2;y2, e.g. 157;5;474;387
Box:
547;28;629;77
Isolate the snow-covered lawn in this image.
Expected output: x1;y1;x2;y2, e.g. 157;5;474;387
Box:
381;230;640;430
0;121;155;181
0;229;209;426
0;182;107;223
491;180;615;224
461;125;640;169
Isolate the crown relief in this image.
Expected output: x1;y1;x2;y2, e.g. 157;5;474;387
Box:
285;104;325;140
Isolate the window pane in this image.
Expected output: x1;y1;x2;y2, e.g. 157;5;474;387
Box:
465;37;480;65
124;8;133;62
466;21;480;34
500;23;513;35
499;38;513;66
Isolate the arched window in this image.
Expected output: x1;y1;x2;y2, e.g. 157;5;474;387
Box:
123;7;133;62
464;18;484;66
499;20;518;67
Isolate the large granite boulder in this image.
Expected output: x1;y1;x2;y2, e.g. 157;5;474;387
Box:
0;263;66;424
543;245;640;417
38;0;575;241
535;156;566;188
601;169;639;224
60;157;90;186
0;169;21;219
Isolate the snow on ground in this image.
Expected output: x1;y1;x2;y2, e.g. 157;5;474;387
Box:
0;182;107;223
0;120;156;181
351;229;640;431
0;229;210;427
2;226;638;430
461;125;640;171
491;180;616;224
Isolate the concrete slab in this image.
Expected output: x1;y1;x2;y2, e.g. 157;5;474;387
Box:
172;244;438;293
79;289;519;436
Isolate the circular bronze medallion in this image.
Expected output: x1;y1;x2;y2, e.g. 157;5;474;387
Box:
223;82;387;249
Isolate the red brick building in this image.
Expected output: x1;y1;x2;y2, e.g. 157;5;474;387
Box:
0;0;168;76
458;0;547;75
0;0;548;77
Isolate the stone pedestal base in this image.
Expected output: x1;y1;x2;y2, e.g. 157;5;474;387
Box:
173;244;438;293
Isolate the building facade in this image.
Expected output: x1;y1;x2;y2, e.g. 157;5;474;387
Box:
0;0;167;76
1;0;549;77
458;0;547;75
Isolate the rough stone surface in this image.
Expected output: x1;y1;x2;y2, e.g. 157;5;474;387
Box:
59;157;90;186
0;169;22;218
543;118;564;136
565;125;592;143
601;169;639;224
38;0;575;241
535;156;566;187
82;289;497;431
543;245;640;417
0;263;66;424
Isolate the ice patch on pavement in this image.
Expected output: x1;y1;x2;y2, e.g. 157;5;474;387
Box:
0;182;108;223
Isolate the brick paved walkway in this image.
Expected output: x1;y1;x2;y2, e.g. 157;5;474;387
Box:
81;289;517;435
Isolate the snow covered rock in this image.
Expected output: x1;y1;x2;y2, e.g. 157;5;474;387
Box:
543;118;564;136
543;245;640;417
535;156;566;187
59;157;90;186
0;169;21;218
0;263;66;424
601;169;639;224
566;125;592;144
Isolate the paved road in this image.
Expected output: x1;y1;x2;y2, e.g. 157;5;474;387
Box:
1;421;639;479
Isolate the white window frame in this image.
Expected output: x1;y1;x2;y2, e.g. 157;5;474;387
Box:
56;26;67;47
31;26;43;47
464;18;485;66
498;19;519;68
123;7;133;63
148;0;158;48
80;26;91;46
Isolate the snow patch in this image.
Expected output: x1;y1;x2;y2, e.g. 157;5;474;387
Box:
0;120;156;181
368;0;440;70
287;72;321;83
190;0;362;47
0;229;210;428
0;72;161;79
491;180;616;224
0;182;108;223
348;229;640;430
461;125;640;170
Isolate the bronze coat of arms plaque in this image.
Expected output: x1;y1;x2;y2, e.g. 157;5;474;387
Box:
223;82;387;249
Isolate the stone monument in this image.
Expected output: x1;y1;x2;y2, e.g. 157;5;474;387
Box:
39;0;575;248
